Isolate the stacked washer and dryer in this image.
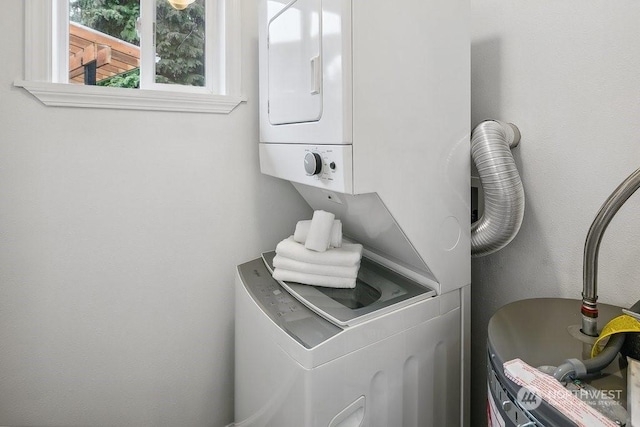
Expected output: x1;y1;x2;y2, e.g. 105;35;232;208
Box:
235;0;470;426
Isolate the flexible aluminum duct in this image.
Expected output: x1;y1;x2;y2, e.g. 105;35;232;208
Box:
471;120;524;257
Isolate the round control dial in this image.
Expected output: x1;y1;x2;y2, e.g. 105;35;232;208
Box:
304;152;323;176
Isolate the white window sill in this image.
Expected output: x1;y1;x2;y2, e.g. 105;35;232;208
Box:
14;79;247;114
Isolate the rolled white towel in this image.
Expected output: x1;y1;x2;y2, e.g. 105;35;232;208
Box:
273;254;359;279
304;210;335;252
276;236;363;267
293;219;343;248
273;268;356;289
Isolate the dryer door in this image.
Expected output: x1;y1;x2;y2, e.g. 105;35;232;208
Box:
268;0;322;125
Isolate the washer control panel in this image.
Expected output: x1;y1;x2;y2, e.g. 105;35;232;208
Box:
237;258;342;349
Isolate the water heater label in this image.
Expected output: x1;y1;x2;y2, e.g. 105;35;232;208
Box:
504;358;618;427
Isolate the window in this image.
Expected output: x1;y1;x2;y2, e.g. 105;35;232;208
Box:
16;0;244;113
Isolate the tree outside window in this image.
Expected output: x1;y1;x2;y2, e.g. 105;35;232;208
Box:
69;0;206;89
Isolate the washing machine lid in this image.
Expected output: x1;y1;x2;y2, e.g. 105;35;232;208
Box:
291;183;438;286
262;251;435;327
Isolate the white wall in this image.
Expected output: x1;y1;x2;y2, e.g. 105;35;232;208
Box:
471;0;640;424
5;1;640;425
0;1;311;426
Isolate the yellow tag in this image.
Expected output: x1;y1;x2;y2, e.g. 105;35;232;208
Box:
591;314;640;358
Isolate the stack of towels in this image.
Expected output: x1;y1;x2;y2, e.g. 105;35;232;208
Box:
272;210;363;289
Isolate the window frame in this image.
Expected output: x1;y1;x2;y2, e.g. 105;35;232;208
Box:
16;0;245;113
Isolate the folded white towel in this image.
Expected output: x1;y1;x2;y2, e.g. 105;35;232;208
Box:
276;236;363;267
305;210;335;252
273;254;359;279
273;268;356;289
293;219;343;248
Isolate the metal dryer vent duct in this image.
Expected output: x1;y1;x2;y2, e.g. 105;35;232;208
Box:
471;120;524;257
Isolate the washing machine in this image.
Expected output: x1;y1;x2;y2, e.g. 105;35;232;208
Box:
235;251;465;427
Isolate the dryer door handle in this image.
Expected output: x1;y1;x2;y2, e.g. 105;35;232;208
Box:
328;396;365;427
310;55;321;95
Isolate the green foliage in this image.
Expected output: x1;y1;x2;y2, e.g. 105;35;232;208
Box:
71;0;206;87
155;0;206;86
97;68;140;88
70;0;140;45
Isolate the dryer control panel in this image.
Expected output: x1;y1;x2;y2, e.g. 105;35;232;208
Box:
259;143;353;194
